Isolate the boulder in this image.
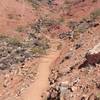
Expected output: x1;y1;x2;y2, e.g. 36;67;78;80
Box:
86;43;100;65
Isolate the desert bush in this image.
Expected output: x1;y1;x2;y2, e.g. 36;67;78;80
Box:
68;19;91;33
96;94;100;100
90;8;100;19
67;21;78;30
27;0;41;9
57;43;62;50
58;17;65;24
31;46;46;54
30;17;59;33
16;26;24;32
0;35;49;70
30;37;49;54
7;37;22;46
0;34;8;39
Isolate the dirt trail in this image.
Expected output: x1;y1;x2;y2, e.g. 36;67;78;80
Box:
22;39;61;100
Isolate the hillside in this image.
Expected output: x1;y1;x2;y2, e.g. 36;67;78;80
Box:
0;0;100;100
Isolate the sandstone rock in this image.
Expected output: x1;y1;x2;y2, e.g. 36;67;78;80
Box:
86;43;100;65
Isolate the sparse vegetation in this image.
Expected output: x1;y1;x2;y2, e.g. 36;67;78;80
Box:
30;17;59;33
57;43;62;50
68;20;90;33
0;32;49;70
67;21;78;30
7;37;22;46
16;26;24;32
0;34;8;39
90;8;100;19
96;93;100;100
0;0;100;99
27;0;41;9
59;17;65;24
31;46;45;54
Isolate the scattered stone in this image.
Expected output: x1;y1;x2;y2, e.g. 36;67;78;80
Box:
59;31;74;39
60;52;73;64
75;43;82;49
47;87;60;100
59;81;74;100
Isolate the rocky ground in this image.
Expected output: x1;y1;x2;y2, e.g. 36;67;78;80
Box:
0;0;100;100
0;29;49;99
47;0;100;99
